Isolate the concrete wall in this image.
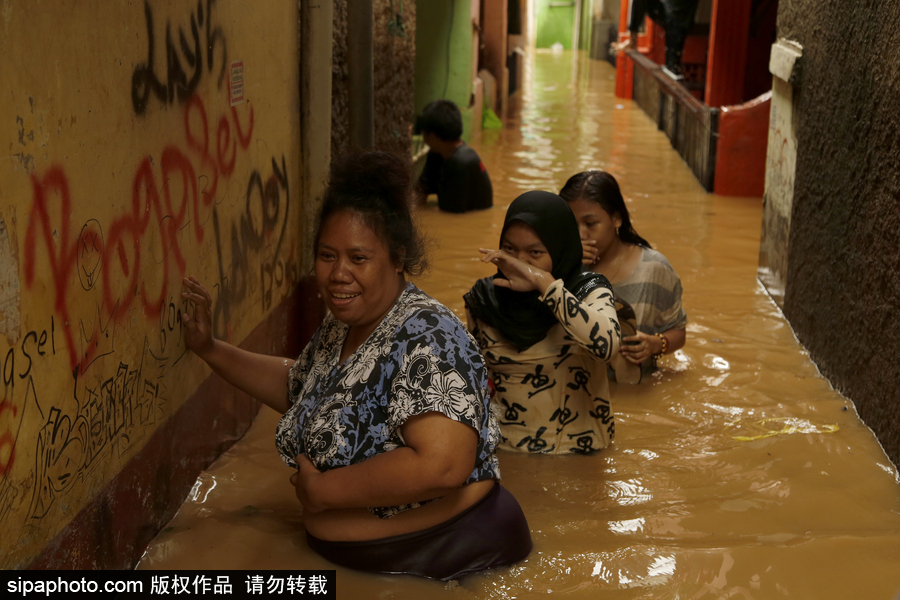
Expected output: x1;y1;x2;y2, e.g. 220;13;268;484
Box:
332;0;416;158
482;0;509;116
771;1;900;467
591;0;620;62
759;40;800;308
593;0;619;21
0;0;323;569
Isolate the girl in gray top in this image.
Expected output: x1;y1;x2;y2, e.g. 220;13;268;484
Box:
561;171;688;380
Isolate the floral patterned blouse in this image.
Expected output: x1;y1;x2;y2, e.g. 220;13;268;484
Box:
275;283;501;519
467;279;619;454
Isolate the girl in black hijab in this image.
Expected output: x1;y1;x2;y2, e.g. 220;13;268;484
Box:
464;191;622;454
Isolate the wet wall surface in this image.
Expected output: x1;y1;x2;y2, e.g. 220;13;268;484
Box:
775;1;900;470
138;52;900;599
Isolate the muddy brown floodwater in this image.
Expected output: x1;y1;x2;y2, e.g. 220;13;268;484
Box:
138;51;900;599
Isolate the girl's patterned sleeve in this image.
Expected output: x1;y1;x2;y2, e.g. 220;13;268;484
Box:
539;279;621;361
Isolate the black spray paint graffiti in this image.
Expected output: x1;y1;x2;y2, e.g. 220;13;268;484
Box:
155;297;187;362
131;0;228;115
21;155;296;518
211;155;297;339
27;340;167;520
75;299;131;382
0;319;57;528
14;154;296;516
0;377;38;526
2;319;57;393
77;220;103;292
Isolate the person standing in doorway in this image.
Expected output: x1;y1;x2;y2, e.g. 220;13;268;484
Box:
415;100;493;213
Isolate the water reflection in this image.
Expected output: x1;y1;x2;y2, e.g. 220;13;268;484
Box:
138;51;900;599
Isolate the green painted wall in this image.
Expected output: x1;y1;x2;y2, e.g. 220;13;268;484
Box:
415;0;474;139
536;0;575;49
579;0;594;51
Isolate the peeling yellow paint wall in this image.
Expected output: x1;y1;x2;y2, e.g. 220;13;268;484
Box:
0;0;302;568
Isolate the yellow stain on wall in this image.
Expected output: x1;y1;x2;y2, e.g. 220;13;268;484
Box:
0;0;304;569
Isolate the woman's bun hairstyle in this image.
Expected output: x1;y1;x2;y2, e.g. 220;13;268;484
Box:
315;150;428;276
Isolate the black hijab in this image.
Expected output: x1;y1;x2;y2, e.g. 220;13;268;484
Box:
464;190;610;350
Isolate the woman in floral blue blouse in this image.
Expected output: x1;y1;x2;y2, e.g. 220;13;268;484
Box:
181;151;530;580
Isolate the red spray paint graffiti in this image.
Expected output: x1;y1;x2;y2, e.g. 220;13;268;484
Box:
184;95;254;210
23;96;254;374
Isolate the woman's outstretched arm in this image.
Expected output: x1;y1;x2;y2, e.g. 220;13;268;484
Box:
182;277;293;414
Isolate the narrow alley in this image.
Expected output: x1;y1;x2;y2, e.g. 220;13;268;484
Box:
135;51;900;599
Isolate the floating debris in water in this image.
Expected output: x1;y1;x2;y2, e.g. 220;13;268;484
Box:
727;417;840;441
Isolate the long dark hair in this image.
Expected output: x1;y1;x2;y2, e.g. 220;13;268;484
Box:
315;150;428;276
559;171;651;248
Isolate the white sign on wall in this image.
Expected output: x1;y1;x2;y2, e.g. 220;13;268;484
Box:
230;60;244;106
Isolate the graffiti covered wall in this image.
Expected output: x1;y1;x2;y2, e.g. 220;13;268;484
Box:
1;0;302;568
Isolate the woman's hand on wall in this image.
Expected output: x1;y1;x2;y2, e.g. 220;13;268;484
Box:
181;277;216;359
179;276;293;413
479;248;554;295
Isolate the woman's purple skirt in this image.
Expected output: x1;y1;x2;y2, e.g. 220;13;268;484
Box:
306;483;532;581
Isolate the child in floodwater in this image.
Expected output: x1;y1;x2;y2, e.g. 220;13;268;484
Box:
560;171;687;381
464;191;620;454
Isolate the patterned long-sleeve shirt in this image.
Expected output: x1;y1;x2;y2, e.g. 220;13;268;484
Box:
467;279;620;454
